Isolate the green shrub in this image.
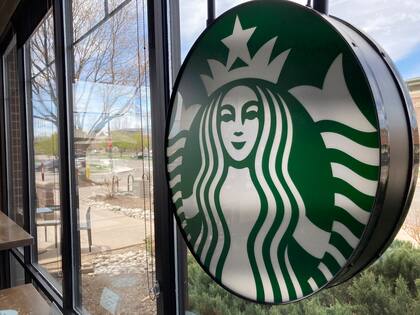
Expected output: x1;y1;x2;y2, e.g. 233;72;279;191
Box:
187;241;420;315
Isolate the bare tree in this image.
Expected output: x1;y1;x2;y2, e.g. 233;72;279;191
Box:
30;14;58;125
29;0;148;156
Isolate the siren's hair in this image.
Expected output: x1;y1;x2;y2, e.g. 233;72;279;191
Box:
191;83;303;303
193;93;230;279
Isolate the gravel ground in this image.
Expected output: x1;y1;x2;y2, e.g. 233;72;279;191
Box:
81;245;157;315
77;183;157;315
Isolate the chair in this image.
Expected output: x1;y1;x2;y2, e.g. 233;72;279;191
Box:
79;207;92;252
36;206;60;248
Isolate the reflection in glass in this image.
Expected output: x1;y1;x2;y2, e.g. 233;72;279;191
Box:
71;0;156;313
2;40;24;228
26;12;63;289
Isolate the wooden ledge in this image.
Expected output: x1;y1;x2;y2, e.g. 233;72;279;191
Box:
0;284;50;314
0;212;33;251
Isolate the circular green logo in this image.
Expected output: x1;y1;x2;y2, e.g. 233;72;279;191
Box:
167;1;379;303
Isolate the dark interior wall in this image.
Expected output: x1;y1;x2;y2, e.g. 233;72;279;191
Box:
0;0;50;53
0;0;20;37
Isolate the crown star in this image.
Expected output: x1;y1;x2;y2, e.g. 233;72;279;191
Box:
221;16;256;70
201;16;291;95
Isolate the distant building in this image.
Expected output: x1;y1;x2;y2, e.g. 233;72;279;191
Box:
407;78;420;136
403;77;420;245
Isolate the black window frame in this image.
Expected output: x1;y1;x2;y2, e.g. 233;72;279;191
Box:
0;0;223;313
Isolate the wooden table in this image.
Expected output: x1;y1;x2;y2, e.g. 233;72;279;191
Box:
0;284;50;314
0;212;33;251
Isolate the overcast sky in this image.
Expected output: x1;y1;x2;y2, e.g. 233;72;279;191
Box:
180;0;420;80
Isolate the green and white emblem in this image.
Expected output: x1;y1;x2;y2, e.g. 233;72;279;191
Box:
166;1;415;304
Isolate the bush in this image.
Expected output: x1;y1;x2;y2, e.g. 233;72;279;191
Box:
187;241;420;315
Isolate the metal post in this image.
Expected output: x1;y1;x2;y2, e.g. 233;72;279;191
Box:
147;0;178;313
313;0;329;14
207;0;215;26
168;0;187;312
53;0;80;312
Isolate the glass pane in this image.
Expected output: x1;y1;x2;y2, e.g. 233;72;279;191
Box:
180;1;420;314
329;0;420;81
216;0;308;15
72;0;105;43
108;0;126;12
180;0;207;61
2;40;24;228
26;12;63;290
71;1;157;313
178;0;308;61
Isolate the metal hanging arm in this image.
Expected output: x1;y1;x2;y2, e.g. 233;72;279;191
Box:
207;0;215;26
312;0;329;15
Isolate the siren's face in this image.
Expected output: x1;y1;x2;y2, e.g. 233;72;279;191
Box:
219;86;260;162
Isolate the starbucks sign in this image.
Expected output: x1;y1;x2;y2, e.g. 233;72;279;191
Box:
166;0;418;303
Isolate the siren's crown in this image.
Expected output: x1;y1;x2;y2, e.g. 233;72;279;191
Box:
201;16;290;95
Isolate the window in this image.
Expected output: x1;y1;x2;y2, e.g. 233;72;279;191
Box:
179;0;206;60
70;0;156;313
0;1;167;313
25;12;63;290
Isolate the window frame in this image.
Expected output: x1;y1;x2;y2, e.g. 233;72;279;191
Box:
2;36;17;223
0;30;14;292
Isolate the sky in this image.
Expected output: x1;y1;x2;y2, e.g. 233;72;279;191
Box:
179;0;420;80
32;81;151;136
34;0;420;136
